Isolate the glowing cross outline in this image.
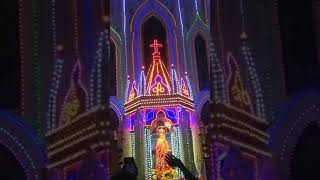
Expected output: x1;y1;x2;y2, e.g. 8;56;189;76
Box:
150;39;163;60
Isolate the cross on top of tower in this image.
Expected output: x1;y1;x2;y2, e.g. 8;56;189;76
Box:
150;39;162;53
150;39;163;60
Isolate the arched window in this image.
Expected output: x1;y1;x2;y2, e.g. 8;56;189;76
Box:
110;40;117;96
142;16;168;69
0;0;19;109
195;35;209;91
109;108;119;131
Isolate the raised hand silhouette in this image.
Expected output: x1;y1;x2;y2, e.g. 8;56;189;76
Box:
165;153;197;180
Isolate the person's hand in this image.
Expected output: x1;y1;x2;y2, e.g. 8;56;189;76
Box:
165;153;183;168
166;154;197;180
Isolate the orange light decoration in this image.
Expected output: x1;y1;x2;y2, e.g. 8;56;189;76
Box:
154;126;173;179
180;78;190;97
129;81;138;101
146;40;172;95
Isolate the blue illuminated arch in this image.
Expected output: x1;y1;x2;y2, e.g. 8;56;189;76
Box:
110;96;125;123
194;89;210;112
269;90;320;179
0;111;46;180
111;27;126;101
186;17;211;93
130;0;177;79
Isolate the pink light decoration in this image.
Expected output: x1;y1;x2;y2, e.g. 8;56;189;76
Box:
180;78;190;97
148;75;171;95
226;52;240;87
226;52;253;113
59;60;89;125
146;39;172;95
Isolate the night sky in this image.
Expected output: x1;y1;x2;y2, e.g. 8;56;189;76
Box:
278;0;320;95
0;0;19;109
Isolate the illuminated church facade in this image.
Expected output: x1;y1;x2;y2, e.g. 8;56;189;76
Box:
109;0;270;179
1;0;320;180
110;1;215;178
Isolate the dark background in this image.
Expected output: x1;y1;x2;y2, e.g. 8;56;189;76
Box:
0;0;319;179
0;0;19;109
278;0;320;95
278;0;320;179
0;145;26;179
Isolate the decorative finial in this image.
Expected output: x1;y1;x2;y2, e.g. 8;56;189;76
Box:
240;32;247;40
240;0;248;39
102;15;110;24
56;44;64;52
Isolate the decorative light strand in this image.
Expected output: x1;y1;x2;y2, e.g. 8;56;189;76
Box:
111;27;126;101
122;0;128;77
185;73;194;100
144;127;152;178
0;128;41;179
240;41;266;120
47;58;64;130
31;0;42;140
59;61;89;125
177;0;188;69
18;0;25;115
239;0;266;120
89;29;110;107
131;131;136;158
208;36;226;103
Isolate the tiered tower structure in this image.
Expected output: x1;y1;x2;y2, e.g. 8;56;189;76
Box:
124;39;197;179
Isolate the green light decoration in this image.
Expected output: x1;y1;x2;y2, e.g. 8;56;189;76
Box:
111;26;126;102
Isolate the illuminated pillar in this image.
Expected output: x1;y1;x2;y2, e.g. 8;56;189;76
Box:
191;112;205;178
122;116;132;158
180;109;197;175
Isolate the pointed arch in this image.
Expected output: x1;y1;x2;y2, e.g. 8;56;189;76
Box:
130;0;178;79
194;90;211;126
186;17;210;93
110;96;125;125
110;27;125;101
110;40;117;96
195;35;210;91
194;89;211;112
142;16;168;69
186;16;226;103
269;90;320;179
60;60;89;125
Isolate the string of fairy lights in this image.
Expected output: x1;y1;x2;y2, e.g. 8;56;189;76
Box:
39;0;272;179
31;0;43;140
89;29;110;107
144;127;153;178
47;58;64;130
18;0;25;115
